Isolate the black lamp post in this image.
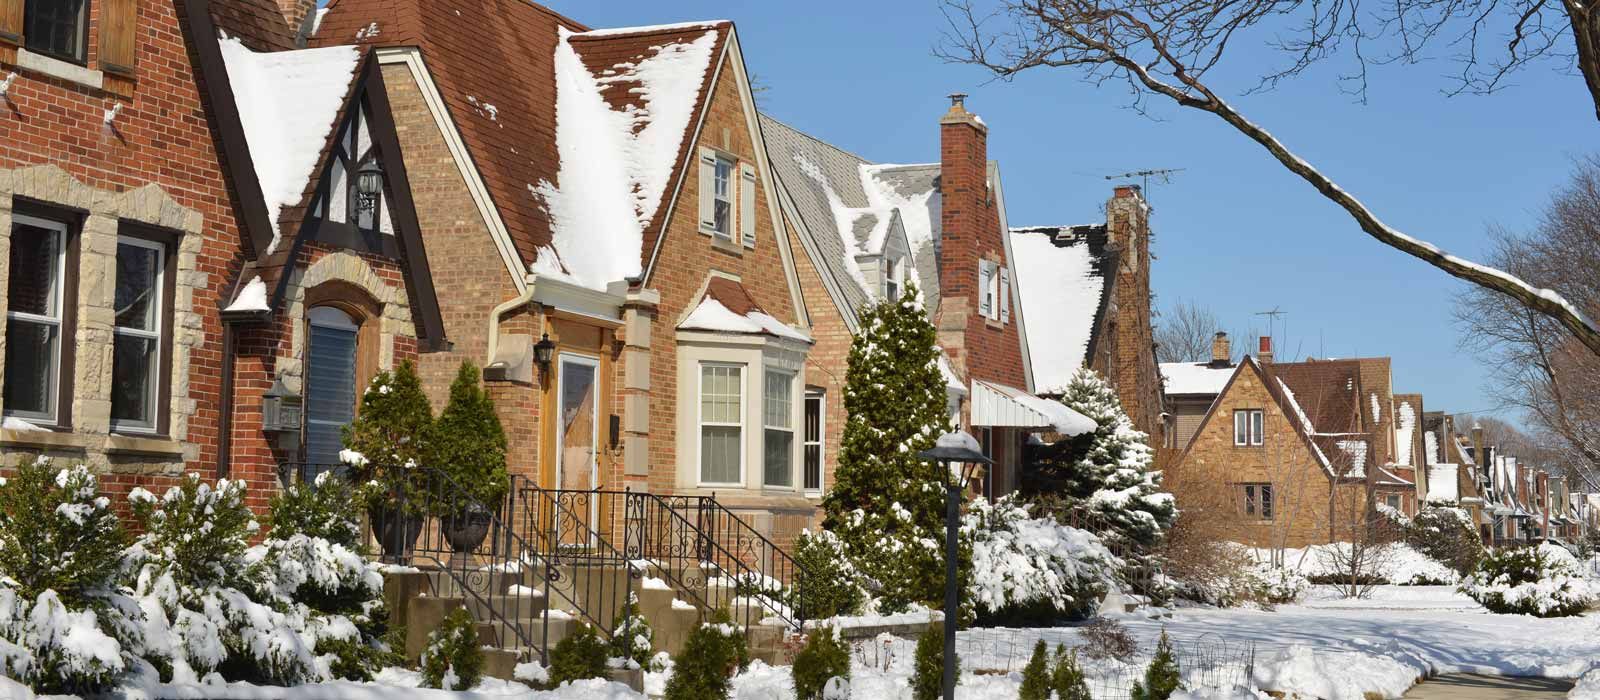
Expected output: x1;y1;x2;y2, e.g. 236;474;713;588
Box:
917;431;993;700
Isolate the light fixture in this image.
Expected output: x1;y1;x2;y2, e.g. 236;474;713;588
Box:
533;333;556;373
355;159;384;215
917;431;993;700
0;72;16;100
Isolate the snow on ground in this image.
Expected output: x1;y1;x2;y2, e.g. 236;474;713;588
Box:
122;669;640;700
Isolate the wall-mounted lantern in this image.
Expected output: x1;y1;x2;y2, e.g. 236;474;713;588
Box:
262;376;303;434
533;333;556;373
355;159;384;215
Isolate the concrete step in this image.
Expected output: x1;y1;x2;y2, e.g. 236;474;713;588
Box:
482;648;520;681
486;613;577;651
404;594;466;662
465;591;549;621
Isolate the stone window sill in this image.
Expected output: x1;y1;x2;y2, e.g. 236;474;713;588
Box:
104;434;184;457
0;428;89;451
709;235;744;257
16;48;104;91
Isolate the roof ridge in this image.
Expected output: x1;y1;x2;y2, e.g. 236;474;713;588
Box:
759;113;878;167
570;19;731;39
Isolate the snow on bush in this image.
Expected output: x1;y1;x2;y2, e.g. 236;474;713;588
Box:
1404;506;1482;576
1251;563;1310;605
1252;542;1459;587
962;495;1117;620
1252;645;1419;700
1459;545;1594;617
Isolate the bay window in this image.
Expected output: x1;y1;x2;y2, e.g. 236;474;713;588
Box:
699;363;743;485
110;236;164;433
763;369;795;487
4;215;69;425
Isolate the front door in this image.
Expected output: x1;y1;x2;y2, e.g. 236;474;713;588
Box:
555;354;600;546
303;307;359;472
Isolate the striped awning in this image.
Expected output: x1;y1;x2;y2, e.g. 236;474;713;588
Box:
970;380;1097;436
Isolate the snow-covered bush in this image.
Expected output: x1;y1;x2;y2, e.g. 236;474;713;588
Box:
128;475;316;684
341;361;434;516
1251;563;1310;605
608;594;653;669
791;626;849;700
962;495;1115;623
265;474;362;549
544;623;607;689
419;607;482;690
0;459;140;694
790;529;865;619
1405;507;1482;576
1459;546;1594;617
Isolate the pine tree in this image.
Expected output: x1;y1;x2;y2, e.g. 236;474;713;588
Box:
1051;644;1092;700
342;360;435;513
429;360;509;507
1130;631;1181;700
1028;367;1175;552
1018;639;1052;700
821;284;954;611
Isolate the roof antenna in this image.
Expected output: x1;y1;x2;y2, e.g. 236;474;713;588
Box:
1254;307;1287;357
1104;167;1185;192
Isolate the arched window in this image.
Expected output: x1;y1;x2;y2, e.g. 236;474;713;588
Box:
303;306;360;467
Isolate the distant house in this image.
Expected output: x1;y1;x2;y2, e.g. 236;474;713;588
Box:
1008;186;1165;447
1160;332;1239;450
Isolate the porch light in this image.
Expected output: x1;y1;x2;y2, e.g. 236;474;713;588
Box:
356;159;384;214
533;333;556;372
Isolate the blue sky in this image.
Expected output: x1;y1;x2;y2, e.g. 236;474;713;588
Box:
549;0;1600;426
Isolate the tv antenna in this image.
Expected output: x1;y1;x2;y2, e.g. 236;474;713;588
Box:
1254;307;1288;354
1104;167;1185;191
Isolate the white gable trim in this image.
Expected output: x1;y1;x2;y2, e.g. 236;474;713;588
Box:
641;28;810;329
989;162;1036;394
766;152;861;334
375;47;527;294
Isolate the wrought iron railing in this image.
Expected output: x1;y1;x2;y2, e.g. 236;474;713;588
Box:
504;477;642;642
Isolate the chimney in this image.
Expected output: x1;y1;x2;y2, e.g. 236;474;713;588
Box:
937;91;992;340
1472;425;1485;476
1209;332;1231;367
276;0;317;43
1258;336;1273;364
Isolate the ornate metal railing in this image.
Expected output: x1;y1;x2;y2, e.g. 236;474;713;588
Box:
504;477;642;643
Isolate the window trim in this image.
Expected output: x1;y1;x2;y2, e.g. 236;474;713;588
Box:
4;211;76;428
802;387;825;496
108;234;167;435
761;367;797;489
697;361;746;488
1233;408;1264;446
22;0;91;67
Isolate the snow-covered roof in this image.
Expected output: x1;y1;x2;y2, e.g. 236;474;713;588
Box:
1427;464;1460;503
1009;227;1109;394
531;25;722;290
677;279;810;343
218;35;362;256
1160;361;1235;396
937;353;967;394
1393;399;1418;466
223;276;269;313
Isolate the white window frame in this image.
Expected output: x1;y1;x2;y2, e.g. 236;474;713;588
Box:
712;155;735;242
884;257;901;302
762;367;797;489
1234;409;1264;446
4;214;68;426
697;362;746;487
110;235;165;435
556;352;602;492
978;259;995;318
803;387;825;496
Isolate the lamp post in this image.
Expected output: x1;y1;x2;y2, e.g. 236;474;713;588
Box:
917;431;992;700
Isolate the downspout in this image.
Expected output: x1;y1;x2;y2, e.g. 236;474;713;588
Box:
218;323;236;479
486;274;538;366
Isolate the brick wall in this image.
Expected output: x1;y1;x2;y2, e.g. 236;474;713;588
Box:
1104;187;1165;446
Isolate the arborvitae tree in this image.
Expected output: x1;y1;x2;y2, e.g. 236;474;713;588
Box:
1131;630;1181;700
1028;367;1175;552
342;360;434;513
0;458;127;605
911;622;957;700
822;284;954;611
1018;639;1052;700
1051;644;1092;700
609;594;655;668
545;624;608;688
791;627;850;700
429;360;509;507
419;608;484;690
664;620;744;700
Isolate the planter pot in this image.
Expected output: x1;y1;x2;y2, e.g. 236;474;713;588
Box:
442;502;494;553
372;506;425;560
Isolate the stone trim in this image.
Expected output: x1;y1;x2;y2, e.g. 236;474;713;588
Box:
0;164;205;474
278;251;414;395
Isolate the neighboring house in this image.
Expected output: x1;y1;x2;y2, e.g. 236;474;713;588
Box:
1159;332;1238;450
760;98;1091;502
0;0;287;505
304;0;833;548
1009;185;1165;448
1166;354;1370;548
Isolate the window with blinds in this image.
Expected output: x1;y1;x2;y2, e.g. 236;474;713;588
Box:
304;308;359;467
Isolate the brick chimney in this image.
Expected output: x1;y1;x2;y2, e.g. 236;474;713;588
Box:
1471;424;1486;477
936;92;993;376
1209;332;1231;367
276;0;317;43
1257;336;1273;364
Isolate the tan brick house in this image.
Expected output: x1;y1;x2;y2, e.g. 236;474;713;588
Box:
1010;186;1166;449
761;98;1094;502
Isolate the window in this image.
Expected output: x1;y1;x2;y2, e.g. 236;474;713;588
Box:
699;364;743;484
110;237;165;433
976;260;1009;322
978;260;995;318
1233;409;1264;446
4;215;68;425
1384;494;1402;511
304;307;360;466
712;156;734;241
803;388;824;493
763;369;795;487
885;258;901;302
1242;483;1274;519
23;0;89;64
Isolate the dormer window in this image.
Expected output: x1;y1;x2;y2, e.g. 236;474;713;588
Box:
885;258;901;301
24;0;89;64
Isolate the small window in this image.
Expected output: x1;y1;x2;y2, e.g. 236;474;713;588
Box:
110;237;166;433
24;0;90;64
978;260;995;318
699;364;743;484
803;389;824;493
1243;483;1274;519
763;370;795;487
712;156;734;241
1234;409;1264;446
1384;494;1401;511
4;215;68;425
885;258;901;302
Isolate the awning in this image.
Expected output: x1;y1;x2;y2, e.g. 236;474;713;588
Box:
970;380;1097;436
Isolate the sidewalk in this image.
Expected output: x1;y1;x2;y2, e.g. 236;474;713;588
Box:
1403;674;1574;699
